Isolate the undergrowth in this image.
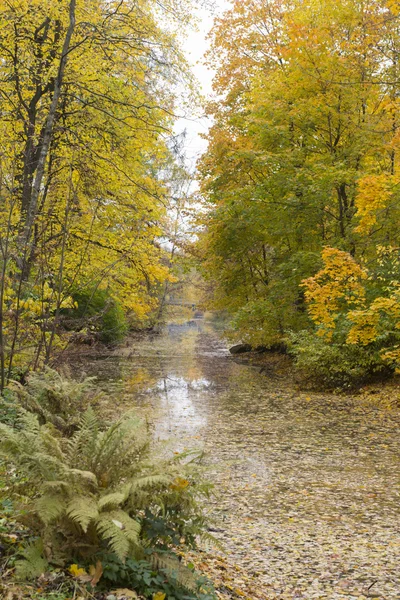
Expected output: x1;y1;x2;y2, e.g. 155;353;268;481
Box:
0;371;217;600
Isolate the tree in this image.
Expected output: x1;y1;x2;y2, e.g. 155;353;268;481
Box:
197;0;400;365
0;0;193;384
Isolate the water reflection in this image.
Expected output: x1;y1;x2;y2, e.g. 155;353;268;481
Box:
153;376;208;439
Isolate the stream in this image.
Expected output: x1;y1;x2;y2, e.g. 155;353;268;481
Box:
70;319;400;600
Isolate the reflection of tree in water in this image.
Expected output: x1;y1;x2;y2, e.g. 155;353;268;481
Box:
123;367;156;394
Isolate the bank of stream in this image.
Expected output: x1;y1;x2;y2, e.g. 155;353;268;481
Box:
70;319;400;600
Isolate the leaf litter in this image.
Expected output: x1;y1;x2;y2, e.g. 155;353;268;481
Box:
69;321;400;600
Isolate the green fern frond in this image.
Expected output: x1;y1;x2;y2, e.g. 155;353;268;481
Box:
35;495;67;525
0;424;20;456
40;428;65;462
96;509;141;561
24;452;63;479
93;422;125;468
130;475;170;492
66;496;99;532
199;531;224;551
152;553;197;592
92;416;145;479
0;412;42;457
96;519;130;561
66;408;99;466
41;480;70;493
98;485;130;510
15;541;48;580
17;410;41;437
64;467;98;488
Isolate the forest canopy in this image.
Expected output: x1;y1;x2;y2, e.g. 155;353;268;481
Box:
0;0;193;384
197;0;400;386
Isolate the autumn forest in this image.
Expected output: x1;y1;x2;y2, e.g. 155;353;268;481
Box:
199;0;400;388
1;1;400;599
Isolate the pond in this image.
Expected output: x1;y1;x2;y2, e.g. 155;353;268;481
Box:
70;319;400;600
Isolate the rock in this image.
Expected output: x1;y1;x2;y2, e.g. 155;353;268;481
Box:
229;343;252;354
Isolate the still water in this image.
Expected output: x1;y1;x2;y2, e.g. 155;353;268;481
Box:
70;320;400;599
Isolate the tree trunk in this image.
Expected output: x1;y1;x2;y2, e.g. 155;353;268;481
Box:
19;0;76;280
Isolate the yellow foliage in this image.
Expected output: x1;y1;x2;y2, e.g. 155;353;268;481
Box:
304;246;400;370
0;0;193;374
346;308;380;345
302;248;367;340
355;174;393;235
386;0;400;15
381;347;400;372
348;294;400;348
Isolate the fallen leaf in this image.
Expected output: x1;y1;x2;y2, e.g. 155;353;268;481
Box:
69;564;87;577
89;560;103;586
113;589;138;599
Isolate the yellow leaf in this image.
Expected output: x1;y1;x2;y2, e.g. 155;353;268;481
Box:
69;564;87;577
153;593;167;600
170;477;190;491
113;589;138;599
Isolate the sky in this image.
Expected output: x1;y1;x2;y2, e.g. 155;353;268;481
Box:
173;1;231;170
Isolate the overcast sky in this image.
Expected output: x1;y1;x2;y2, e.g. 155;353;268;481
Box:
173;1;231;169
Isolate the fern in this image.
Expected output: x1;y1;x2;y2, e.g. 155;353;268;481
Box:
14;541;48;580
152;552;197;592
96;510;141;561
98;486;131;510
35;495;67;525
17;410;41;437
1;404;212;589
130;474;170;493
66;407;99;467
64;467;98;488
7;368;98;434
66;496;99;532
40;428;65;462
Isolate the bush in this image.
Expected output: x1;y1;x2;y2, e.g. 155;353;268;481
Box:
99;552;216;599
0;408;215;598
287;331;393;389
70;287;128;344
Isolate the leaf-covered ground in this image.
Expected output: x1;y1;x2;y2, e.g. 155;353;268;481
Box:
70;321;400;600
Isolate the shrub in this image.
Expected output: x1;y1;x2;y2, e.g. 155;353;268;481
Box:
287;331;393;389
0;408;214;598
99;552;216;600
70;287;128;344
